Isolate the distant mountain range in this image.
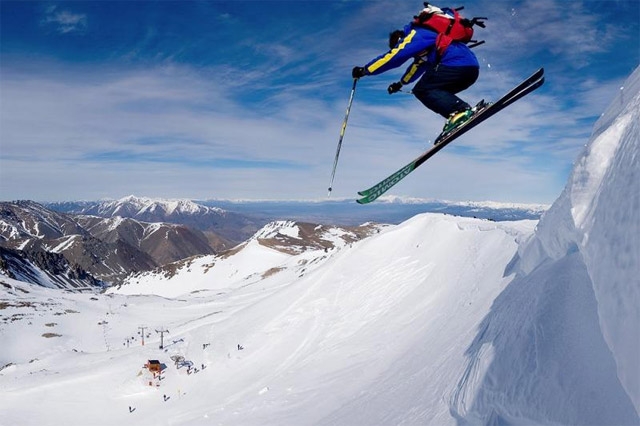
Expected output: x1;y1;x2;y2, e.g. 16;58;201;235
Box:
195;197;549;225
46;195;548;228
47;195;265;246
0;200;223;287
0;195;548;290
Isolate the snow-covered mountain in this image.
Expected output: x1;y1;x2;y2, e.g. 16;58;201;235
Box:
1;200;87;241
446;66;640;424
51;195;222;218
110;220;384;298
74;215;214;267
202;197;548;225
466;65;639;422
0;246;104;290
48;195;262;247
0;201;217;283
0;67;638;425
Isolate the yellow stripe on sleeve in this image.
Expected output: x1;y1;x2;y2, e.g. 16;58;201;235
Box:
366;30;416;74
401;59;423;84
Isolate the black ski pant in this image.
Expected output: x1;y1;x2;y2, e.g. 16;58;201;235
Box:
412;65;479;118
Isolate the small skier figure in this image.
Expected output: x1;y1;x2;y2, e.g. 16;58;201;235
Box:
352;3;481;134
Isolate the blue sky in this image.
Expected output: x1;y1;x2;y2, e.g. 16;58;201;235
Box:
1;0;638;204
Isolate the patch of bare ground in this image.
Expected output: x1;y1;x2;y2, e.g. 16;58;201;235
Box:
42;333;62;338
257;222;383;254
262;267;285;279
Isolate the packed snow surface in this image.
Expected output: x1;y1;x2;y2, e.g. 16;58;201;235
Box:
509;65;640;420
1;215;536;425
1;67;639;425
113;239;292;298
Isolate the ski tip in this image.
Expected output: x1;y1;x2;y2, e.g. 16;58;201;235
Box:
356;196;375;205
356;194;375;204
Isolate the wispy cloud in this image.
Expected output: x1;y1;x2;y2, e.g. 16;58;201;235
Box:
0;63;343;199
42;5;87;34
0;57;624;203
1;0;637;203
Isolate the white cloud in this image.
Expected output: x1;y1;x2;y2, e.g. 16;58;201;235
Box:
0;58;609;203
2;0;636;203
475;0;626;69
42;5;87;34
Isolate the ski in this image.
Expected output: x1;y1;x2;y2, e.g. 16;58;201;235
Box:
356;68;545;204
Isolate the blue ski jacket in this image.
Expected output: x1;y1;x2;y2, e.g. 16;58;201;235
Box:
363;24;479;85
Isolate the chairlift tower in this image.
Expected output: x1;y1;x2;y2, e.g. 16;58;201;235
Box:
138;326;147;346
156;327;169;349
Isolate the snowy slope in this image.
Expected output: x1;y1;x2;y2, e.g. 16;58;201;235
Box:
110;221;382;298
110;240;292;298
0;215;535;425
451;66;640;424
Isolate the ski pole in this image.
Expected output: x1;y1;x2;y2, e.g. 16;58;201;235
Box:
328;78;358;197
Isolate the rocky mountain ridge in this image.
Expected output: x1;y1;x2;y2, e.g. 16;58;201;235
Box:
47;195;263;246
0;201;381;292
0;201;219;286
112;220;385;297
0;246;104;290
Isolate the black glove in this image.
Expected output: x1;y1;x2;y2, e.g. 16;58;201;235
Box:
387;81;403;94
352;66;366;79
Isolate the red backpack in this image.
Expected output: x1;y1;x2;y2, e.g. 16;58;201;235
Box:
412;2;486;57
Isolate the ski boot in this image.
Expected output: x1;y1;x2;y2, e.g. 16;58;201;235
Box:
442;109;474;134
434;100;490;145
441;100;490;134
434;110;470;145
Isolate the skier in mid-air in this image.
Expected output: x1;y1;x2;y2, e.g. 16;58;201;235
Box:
352;3;481;134
333;3;543;204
